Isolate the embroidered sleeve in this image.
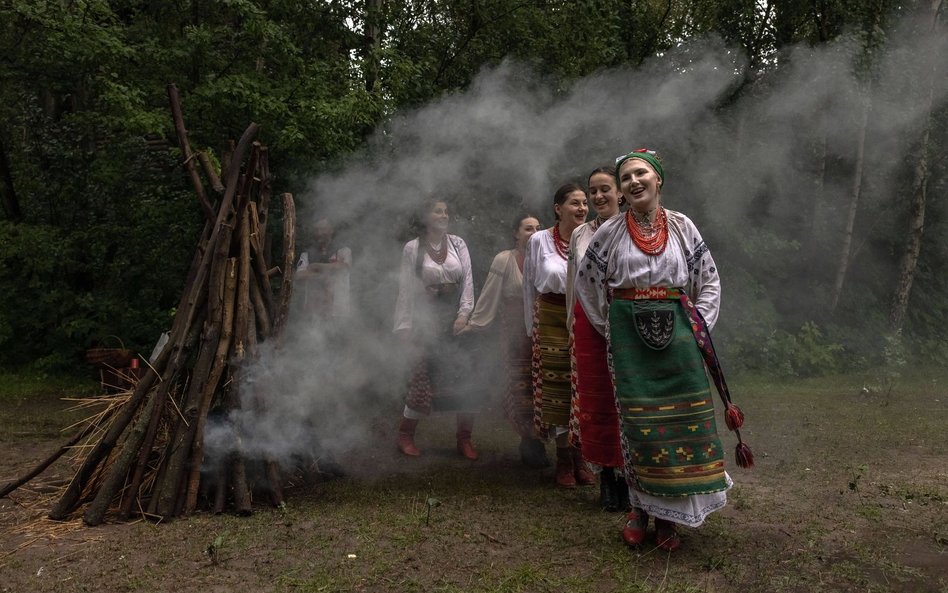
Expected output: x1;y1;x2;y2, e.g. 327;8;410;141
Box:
454;236;475;318
393;241;416;332
575;224;615;338
522;233;541;337
469;251;508;328
565;231;579;330
682;219;721;331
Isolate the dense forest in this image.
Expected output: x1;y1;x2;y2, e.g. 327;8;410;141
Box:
1;0;945;379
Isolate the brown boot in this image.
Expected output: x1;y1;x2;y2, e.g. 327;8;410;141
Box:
572;447;596;486
456;413;478;460
555;447;576;488
397;417;421;456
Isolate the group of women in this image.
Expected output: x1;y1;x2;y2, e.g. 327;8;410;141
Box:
390;149;750;553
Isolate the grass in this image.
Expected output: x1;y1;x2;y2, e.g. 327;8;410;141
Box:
1;368;947;592
0;371;97;442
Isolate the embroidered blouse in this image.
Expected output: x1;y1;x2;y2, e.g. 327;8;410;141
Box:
468;249;522;328
565;216;617;328
393;234;474;332
574;209;721;337
522;229;569;336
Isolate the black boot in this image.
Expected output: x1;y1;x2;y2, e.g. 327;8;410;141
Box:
518;437;550;468
613;471;632;512
599;467;618;511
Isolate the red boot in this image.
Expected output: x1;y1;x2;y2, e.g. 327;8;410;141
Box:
572;447;596;486
622;507;649;546
555;447;576;488
397;417;421;456
654;518;681;552
456;414;478;460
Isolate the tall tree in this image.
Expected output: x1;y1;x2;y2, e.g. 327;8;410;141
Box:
889;0;944;332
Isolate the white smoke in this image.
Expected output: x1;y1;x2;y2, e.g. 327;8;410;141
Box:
207;15;946;469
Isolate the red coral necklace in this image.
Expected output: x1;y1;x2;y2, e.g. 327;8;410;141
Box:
626;207;668;255
551;226;569;260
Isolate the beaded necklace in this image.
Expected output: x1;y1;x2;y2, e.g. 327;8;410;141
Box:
425;236;448;265
626;207;668;255
551;226;569;260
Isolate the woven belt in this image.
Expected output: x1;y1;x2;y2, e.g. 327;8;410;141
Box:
538;292;566;306
425;283;458;297
612;287;682;301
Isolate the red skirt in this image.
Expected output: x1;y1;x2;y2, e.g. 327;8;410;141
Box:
572;300;623;468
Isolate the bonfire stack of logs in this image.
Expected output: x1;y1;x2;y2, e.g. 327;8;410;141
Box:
3;84;296;525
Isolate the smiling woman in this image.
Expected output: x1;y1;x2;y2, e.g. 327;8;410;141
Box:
575;149;751;553
522;183;593;489
393;199;479;460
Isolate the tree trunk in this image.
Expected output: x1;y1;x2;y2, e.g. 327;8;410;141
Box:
830;91;872;313
0;134;21;222
364;0;384;93
889;0;943;332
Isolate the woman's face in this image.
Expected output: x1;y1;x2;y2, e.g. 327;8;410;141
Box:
426;201;450;232
619;159;661;213
554;190;588;228
514;217;541;250
588;173;621;219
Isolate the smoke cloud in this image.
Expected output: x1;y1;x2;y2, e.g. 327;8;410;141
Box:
207;14;947;470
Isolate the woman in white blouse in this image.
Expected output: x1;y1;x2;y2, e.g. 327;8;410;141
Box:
522;183;595;488
462;214;547;467
566;166;629;512
393;199;478;459
575;149;749;552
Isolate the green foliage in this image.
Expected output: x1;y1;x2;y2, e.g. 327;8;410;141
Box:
0;0;945;374
729;321;845;377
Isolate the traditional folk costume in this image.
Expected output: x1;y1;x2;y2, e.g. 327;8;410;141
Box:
567;217;628;509
467;249;546;464
575;148;751;551
297;244;352;321
394;234;479;458
524;228;594;486
577;208;730;526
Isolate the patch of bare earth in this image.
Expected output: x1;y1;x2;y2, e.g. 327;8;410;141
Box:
1;379;946;592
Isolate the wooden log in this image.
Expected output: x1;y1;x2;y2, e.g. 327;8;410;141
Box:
256;147;271;245
250;275;273;339
83;382;163;525
85;309;206;526
230;447;253;516
271;193;297;338
0;419;105;499
148;318;221;520
49;351;166;520
198;151;225;194
218;207;255;517
167;83;215;222
232;205;253;367
212;463;227;514
183;257;238;514
235;143;261;220
248;201;276;321
147;208;236;520
266;460;284;506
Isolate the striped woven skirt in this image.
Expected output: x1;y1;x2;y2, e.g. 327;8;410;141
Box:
502;299;535;438
532;293;571;431
609;290;728;497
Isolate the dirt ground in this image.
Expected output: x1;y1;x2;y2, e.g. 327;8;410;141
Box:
1;373;946;593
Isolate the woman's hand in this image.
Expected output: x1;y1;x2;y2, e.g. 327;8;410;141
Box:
453;316;468;336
